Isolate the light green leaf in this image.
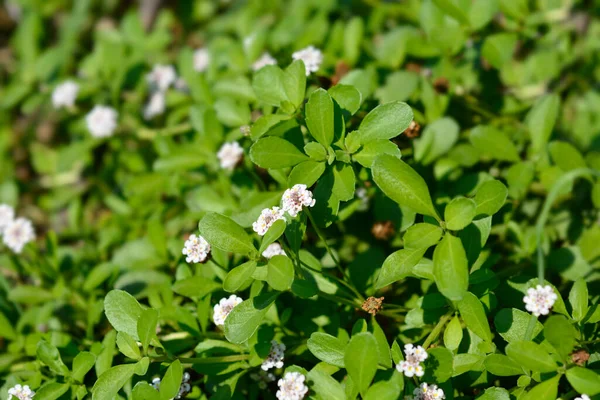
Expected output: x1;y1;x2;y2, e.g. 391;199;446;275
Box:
505;341;558;373
307;332;347;368
132;382;161;400
353;140;401;168
375;247;427;289
470;125;519;162
116;332;141;360
481;33;518;69
404;223;444;249
344;332;378;396
356;102;413;144
36;341;69;376
288;160;326;187
474;180;508;216
544;315;577;360
252;65;287;107
92;363;137;400
34;383;70;400
484;354;523;376
198;213;257;256
332;163;355;201
433;235;469;301
495;308;543;343
250;136;308;169
548;141;587;172
526;94;560;153
307;368;345;400
569;278;589;322
72;352;96;383
160;360;183;400
224;292;279;344
363;379;401;400
566;367;600;396
224;261;256;293
267;255;294;291
370;317;392;368
445;197;477;231
137;308;159;353
414;117;460;165
282;60;306;109
329;84;362;116
306;88;335;146
458;292;492;342
521;376;560;400
444;316;463;350
172;276;221;298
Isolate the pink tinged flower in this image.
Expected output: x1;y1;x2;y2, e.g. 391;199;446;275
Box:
85;105;118;138
281;184;316;217
0;204;15;234
182;234;210;263
262;242;286;259
8;384;35;400
276;372;309;400
52;80;79;109
253;52;277;71
213;295;243;326
291;46;323;76
396;343;428;378
3;217;35;254
193;48;210;72
253;207;285;236
261;340;286;371
523;284;558;317
413;383;445;400
217;142;244;170
144;92;166;120
146;64;177;92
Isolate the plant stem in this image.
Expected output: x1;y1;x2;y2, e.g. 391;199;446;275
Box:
422;312;453;349
177;354;249;364
305;209;344;276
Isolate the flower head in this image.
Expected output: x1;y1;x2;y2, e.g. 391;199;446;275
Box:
182;234;210;264
146;64;177;92
413;383;445;400
261;340;286;371
213;295;243;326
250;370;276;390
3;217;35;254
52;80;79;109
193;48;210;72
253;207;285;236
356;187;369;211
292;46;323;76
262;243;286;259
276;372;308;400
574;395;590;400
396;343;428;377
281;184;315;217
253;52;277;71
217;142;244;170
0;204;15;234
523;284;558;317
8;384;34;400
144;92;166;120
86;105;118;138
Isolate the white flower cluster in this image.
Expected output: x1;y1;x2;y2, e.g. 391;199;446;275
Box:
250;370;276;390
151;372;191;399
413;383;445;400
182;234;211;263
0;204;35;254
292;46;323;76
193;48;210;72
523;284;558;317
262;243;286;259
217;142;244;170
281;184;316;217
52;80;79;109
144;64;177;120
396;344;428;377
213;295;243;326
252;207;285;236
574;395;590;400
253;52;277;71
261;340;286;371
86;105;118;138
356;187;369;211
276;372;308;400
8;384;34;400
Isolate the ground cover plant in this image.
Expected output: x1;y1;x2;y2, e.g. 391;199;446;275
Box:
0;0;599;399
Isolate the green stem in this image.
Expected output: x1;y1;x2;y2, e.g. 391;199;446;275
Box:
177;354;249;364
305;209;346;278
422;312;453;349
318;291;362;309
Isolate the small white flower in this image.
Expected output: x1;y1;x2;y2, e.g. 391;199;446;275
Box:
52;80;79;109
413;383;445;400
396;344;428;378
243;35;255;51
174;78;189;92
356;187;369;211
262;243;286;259
253;52;277;71
0;204;15;234
86;105;118;138
276;372;309;400
8;384;35;400
213;295;243;326
574;395;590;400
151;377;161;390
253;207;285;236
250;370;276;390
217;142;244;171
261;340;286;371
144;92;166;120
281;184;316;217
146;64;177;92
292;46;323;76
193;48;210;72
523;284;558;317
182;234;211;264
3;217;35;254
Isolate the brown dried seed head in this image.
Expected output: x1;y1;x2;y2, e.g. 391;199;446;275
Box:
404;121;421;139
331;60;351;86
362;296;384;316
372;221;395;241
433;77;450;94
570;349;589;366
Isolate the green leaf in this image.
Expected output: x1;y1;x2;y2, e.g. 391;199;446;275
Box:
433;0;470;24
543;315;577;360
72;351;96;383
474;180;508;216
444;316;463;350
92;363;137;400
353;140;401;168
469;0;499;30
224;292;279;344
423;347;454;383
569;278;588;322
137;308;159;354
363;379;401;400
116;332;141;360
224;261;257;292
356;101;413;144
344;332;378;396
266;255;294;291
526;94;560;153
307;368;345;400
304;142;328;161
372;154;439;219
484;354;524;376
252;65;287;107
306;88;335;146
370;317;392;368
458;292;492;342
505;341;558;373
470;125;519;162
288;160;326;187
283;60;306;109
521;376;560;400
548;141;587;172
36;341;69;376
433;235;469;301
259;220;287;254
332;163;355;201
132;382;161;400
160;360;183;400
495;308;543;343
329;84;362;116
481;33;518;69
477;387;510;400
566;367;600;396
404;223;444;249
445;197;477;231
250;136;308;169
414;117;460;165
198;213;256;256
172;276;221;298
375;247;427;289
34;383;70;400
307;332;347;368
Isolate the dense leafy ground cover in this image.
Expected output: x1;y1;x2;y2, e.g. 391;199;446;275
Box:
0;0;599;399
